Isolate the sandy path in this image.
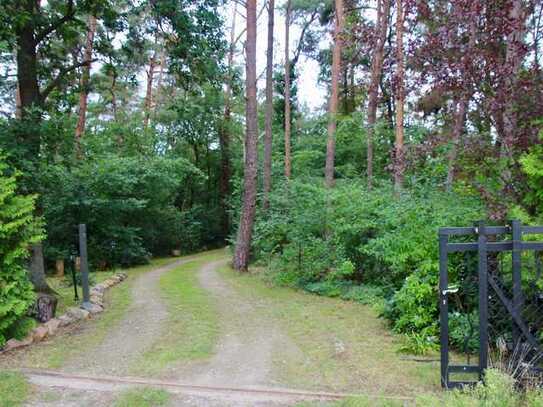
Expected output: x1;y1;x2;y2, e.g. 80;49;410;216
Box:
174;259;297;388
62;257;198;376
24;255;305;406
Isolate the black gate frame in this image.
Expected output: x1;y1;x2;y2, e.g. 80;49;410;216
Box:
439;220;543;388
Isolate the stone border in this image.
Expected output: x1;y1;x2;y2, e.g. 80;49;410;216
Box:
1;272;128;353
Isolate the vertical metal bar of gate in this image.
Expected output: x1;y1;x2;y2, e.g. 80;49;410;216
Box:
511;220;522;346
439;232;449;388
477;221;488;376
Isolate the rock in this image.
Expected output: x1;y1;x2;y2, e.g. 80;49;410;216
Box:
66;307;90;320
44;318;61;336
90;295;103;305
83;303;103;314
4;336;33;352
32;325;49;342
58;314;74;327
93;284;106;292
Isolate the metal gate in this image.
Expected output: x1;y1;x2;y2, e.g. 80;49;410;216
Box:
439;221;543;388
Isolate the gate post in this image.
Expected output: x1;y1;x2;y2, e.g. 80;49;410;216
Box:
511;220;522;346
79;224;91;309
439;231;449;388
477;221;488;377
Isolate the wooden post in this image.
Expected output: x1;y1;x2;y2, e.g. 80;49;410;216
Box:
79;224;91;308
55;259;65;277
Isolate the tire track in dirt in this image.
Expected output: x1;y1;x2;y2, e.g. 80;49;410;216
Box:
170;259;304;404
62;256;200;376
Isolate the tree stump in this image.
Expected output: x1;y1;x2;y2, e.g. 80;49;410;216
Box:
30;293;58;323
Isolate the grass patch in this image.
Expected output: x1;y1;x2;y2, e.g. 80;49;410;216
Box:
46;271;115;315
113;387;170;407
0;257;182;370
132;249;227;375
216;265;439;397
295;397;406;407
0;370;30;407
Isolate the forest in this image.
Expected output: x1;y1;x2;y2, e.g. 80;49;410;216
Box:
0;0;543;404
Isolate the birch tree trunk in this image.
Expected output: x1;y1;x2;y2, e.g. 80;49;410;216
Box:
284;0;292;179
393;0;405;194
366;0;390;190
233;0;258;271
75;15;97;157
263;0;275;209
324;0;344;188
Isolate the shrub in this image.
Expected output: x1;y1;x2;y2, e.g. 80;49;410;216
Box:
41;155;204;267
0;156;42;347
252;179;483;343
416;369;543;406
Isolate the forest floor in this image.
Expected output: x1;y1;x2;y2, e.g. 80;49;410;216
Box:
0;249;440;406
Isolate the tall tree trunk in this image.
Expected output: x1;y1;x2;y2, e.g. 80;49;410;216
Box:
153;51;167;116
75;15;97;158
28;244;55;294
233;0;258;271
393;0;405;195
110;70;118;122
143;53;156;129
445;94;469;192
15;82;22;119
284;0;292;179
219;3;237;238
15;1;54;294
366;0;390;190
445;12;476;192
263;0;275;209
324;0;344;188
502;0;526;160
15;1;40;145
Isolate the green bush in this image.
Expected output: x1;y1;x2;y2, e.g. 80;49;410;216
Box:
449;311;479;353
0;156;42;347
252;179;483;348
41;155;204;268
